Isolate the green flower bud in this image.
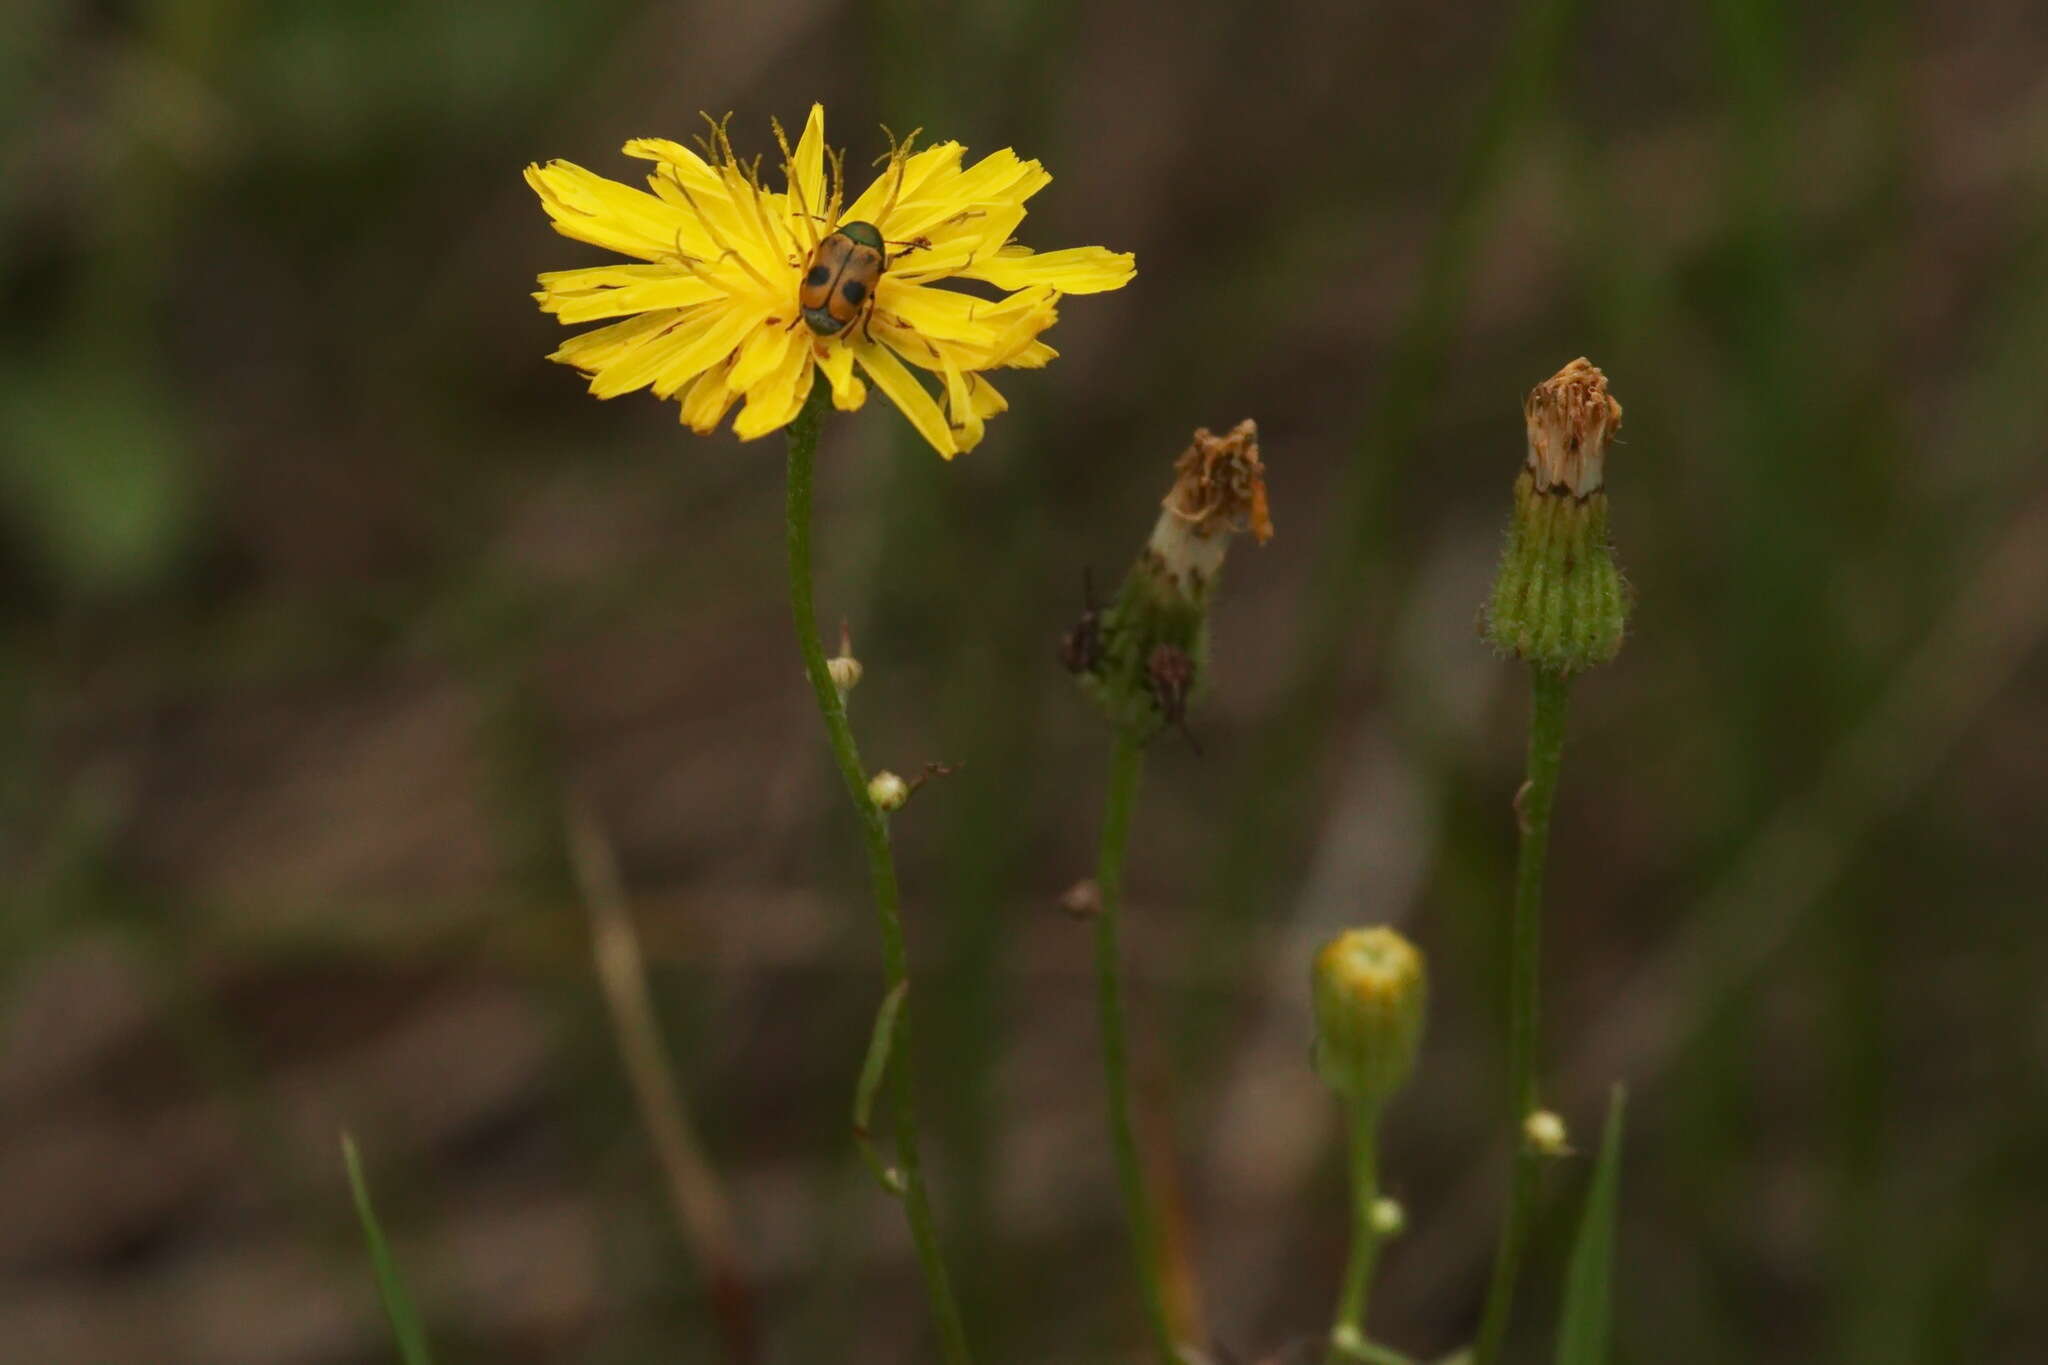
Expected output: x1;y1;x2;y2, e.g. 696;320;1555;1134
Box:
1067;421;1272;742
1484;358;1630;675
1311;926;1427;1105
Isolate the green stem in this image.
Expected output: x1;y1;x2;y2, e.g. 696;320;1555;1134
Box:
783;382;972;1365
1472;667;1571;1365
1094;730;1178;1362
1325;1095;1384;1365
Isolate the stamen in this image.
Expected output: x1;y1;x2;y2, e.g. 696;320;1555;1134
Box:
824;146;846;230
872;125;925;227
662;165;776;293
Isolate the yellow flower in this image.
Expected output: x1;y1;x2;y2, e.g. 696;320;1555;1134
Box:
526;105;1135;458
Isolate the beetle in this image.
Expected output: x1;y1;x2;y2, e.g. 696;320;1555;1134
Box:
798;220;887;337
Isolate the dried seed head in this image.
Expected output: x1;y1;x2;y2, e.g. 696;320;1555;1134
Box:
1311;927;1427;1105
1485;358;1631;674
1524;357;1622;497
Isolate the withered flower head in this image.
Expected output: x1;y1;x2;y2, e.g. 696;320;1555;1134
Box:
1524;357;1622;497
1486;358;1632;675
1066;420;1272;742
1163;419;1274;543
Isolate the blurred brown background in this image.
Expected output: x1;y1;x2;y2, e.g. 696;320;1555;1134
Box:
4;0;2047;1361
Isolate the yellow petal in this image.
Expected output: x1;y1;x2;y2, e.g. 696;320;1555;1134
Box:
965;371;1008;420
727;319;799;393
679;362;740;433
535;265;726;323
873;283;1059;371
937;359;985;453
959;244;1136;294
786;104;828;230
854;339;957;457
880;280;1052;333
647;304;764;398
576;301;756;400
814;342;867;410
841;141;965;226
623;139;791;286
526;160;696;263
549;309;685;372
885;149;1049;241
1006;339;1058;369
732;340;814;440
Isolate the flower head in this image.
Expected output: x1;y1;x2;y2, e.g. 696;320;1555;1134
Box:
1311;926;1427;1105
527;105;1135;457
1484;358;1631;674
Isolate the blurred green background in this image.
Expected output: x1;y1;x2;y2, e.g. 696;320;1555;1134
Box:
5;1;2046;1361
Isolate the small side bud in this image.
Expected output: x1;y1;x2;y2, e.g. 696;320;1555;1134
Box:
829;622;863;693
1058;878;1104;919
1483;358;1631;675
1523;1108;1571;1156
1072;421;1272;742
867;770;909;812
1369;1196;1406;1238
1311;926;1426;1105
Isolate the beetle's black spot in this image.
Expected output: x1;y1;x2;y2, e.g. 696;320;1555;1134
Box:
840;279;868;305
805;265;830;287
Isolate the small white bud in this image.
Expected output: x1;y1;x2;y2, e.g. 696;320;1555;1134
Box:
867;770;910;812
1523;1108;1571;1156
1369;1196;1405;1238
828;653;863;692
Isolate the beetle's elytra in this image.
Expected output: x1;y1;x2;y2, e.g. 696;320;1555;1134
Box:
799;220;886;337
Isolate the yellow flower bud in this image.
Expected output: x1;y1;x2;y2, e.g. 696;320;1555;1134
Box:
1370;1197;1406;1238
1311;927;1427;1105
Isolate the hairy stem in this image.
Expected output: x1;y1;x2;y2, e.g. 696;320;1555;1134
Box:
1472;667;1572;1365
1094;730;1178;1362
784;382;972;1365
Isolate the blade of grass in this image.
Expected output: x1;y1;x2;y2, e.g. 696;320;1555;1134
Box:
341;1133;436;1365
1555;1087;1627;1365
569;803;761;1364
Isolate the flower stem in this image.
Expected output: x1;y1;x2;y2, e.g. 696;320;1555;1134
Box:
783;383;972;1365
1094;730;1178;1362
1472;666;1571;1365
1325;1095;1383;1365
